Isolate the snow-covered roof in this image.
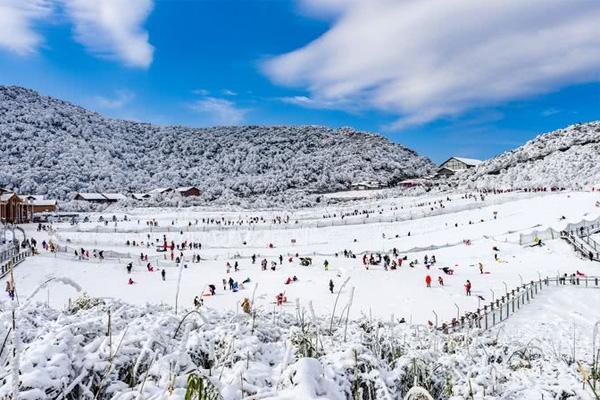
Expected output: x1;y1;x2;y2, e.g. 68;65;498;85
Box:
175;186;197;192
102;193;127;200
400;178;425;184
31;199;57;206
149;188;172;194
20;194;45;201
351;181;381;187
0;192;18;202
452;157;483;166
75;193;106;200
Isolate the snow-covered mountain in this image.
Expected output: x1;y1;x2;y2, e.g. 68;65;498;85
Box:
460;121;600;190
0;86;435;206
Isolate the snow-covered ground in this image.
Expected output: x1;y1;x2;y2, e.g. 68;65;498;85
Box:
12;191;600;323
2;190;600;399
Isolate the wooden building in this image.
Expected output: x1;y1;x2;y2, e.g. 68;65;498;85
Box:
436;157;482;177
350;181;382;191
149;188;173;196
175;186;201;197
0;192;33;224
102;193;128;202
74;192;128;203
74;193;110;203
131;193;151;201
31;199;58;213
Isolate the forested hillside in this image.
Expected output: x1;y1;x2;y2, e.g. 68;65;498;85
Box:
0;86;435;206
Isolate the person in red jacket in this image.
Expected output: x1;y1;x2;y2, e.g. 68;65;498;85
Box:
465;280;472;296
425;275;432;288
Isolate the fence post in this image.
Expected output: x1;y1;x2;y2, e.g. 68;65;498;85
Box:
499;302;503;321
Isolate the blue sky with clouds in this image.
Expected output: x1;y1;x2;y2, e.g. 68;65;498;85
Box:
0;0;598;163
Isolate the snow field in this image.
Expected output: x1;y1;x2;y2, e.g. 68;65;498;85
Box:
2;190;600;399
11;191;600;324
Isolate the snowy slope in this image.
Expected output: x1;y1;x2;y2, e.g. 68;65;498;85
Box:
0;86;435;206
3;191;600;398
460;121;600;190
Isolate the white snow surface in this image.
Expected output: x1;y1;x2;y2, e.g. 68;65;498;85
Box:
2;190;600;399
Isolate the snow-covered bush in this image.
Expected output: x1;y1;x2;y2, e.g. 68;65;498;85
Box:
0;299;593;399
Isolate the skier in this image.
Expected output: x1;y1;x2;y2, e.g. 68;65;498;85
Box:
425;275;432;288
329;279;334;294
465;280;472;296
161;269;166;281
479;262;484;274
437;276;444;286
126;262;133;274
324;259;329;271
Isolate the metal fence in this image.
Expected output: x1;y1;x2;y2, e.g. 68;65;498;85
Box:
0;248;31;279
562;231;599;261
54;195;529;235
0;246;19;265
440;275;600;334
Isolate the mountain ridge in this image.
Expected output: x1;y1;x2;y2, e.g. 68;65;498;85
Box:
0;86;435;207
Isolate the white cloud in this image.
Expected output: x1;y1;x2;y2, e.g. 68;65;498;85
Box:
190;97;247;126
62;0;154;68
279;95;358;111
222;89;237;96
193;89;210;96
0;0;52;55
93;89;135;109
265;0;600;129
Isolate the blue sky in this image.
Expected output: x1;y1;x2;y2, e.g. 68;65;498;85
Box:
0;0;598;163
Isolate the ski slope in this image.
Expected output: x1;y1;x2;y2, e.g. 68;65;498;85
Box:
10;191;600;324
